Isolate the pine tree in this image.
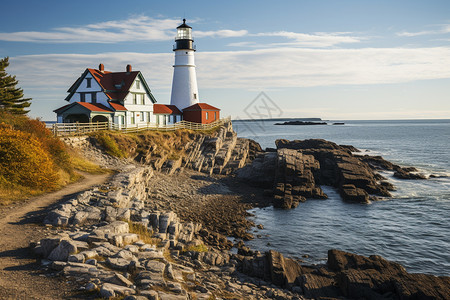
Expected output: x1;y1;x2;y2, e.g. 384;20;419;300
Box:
0;57;31;115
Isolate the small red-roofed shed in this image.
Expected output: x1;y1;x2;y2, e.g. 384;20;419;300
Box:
183;103;220;124
153;104;182;125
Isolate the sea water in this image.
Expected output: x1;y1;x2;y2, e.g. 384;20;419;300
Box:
233;119;450;276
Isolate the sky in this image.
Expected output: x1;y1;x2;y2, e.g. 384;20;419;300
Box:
1;0;449;121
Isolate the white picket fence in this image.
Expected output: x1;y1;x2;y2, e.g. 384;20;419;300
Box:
48;117;231;137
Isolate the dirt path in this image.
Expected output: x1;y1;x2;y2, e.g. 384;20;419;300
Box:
0;172;111;300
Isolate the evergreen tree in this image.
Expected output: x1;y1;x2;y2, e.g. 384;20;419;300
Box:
0;57;31;115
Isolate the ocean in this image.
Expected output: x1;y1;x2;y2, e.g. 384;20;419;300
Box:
232;119;450;276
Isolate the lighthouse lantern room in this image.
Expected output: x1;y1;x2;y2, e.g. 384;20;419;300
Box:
170;19;200;111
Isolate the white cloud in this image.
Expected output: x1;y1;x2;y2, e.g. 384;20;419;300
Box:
0;16;250;44
9;46;450;119
0;16;181;43
397;24;450;37
196;29;248;38
251;31;362;48
11;46;450;93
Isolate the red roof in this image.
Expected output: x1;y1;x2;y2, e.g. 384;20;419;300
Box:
183;103;220;111
54;102;113;114
77;102;113;112
153;104;182;115
87;68;139;101
109;101;127;111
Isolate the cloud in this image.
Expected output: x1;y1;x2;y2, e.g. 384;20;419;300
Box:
251;31;362;47
10;46;450;93
196;29;248;38
9;46;450;120
0;16;180;43
397;24;450;37
0;16;250;44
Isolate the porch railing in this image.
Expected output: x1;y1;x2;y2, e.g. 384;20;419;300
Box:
47;117;231;137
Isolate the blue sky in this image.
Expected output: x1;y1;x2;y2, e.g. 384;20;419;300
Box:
1;0;449;120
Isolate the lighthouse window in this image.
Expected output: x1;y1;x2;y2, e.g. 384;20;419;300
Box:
194;93;197;100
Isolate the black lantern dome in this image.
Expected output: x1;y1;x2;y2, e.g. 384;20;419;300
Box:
174;19;195;51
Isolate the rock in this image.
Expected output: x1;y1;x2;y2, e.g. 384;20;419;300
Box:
340;184;369;203
146;260;166;274
93;221;130;237
85;282;97;292
68;253;85;263
100;283;135;298
38;235;68;257
138;290;159;299
300;273;341;298
266;250;302;288
107;257;132;271
327;249;450;299
108;273;133;287
47;240;78;261
158;292;188;300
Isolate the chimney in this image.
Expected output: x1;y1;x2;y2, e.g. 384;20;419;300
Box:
99;63;104;72
126;64;132;73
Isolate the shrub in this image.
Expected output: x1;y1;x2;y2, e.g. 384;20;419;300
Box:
0;125;58;190
93;132;126;158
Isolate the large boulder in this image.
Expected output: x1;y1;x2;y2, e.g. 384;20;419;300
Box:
266;250;302;288
328;249;450;299
47;240;78;261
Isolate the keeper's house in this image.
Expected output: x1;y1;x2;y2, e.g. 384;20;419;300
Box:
54;64;159;127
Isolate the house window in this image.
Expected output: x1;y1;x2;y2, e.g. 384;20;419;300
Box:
86;78;91;88
80;93;86;102
133;93;137;104
140;112;144;122
214;112;217;120
140;94;145;105
206;112;209;120
135;80;140;89
91;92;97;103
131;112;135;124
147;112;151;123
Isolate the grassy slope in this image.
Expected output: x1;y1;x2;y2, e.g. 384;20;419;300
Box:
0;111;106;205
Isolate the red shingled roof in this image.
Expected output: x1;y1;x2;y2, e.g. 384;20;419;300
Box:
77;102;113;112
183;103;220;111
87;68;139;101
153;104;182;115
109;101;127;111
53;102;114;114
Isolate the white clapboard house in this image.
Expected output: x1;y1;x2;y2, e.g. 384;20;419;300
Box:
54;64;182;127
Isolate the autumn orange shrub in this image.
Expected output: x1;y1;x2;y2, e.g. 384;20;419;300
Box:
0;124;59;190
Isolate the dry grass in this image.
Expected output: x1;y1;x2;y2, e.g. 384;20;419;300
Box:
67;148;109;174
126;220;161;245
183;244;208;253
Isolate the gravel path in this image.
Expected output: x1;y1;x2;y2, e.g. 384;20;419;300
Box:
0;172;111;299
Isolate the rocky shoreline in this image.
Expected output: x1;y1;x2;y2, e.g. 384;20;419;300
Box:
33;122;449;299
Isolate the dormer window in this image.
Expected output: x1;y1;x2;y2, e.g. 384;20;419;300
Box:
86;78;91;88
135;80;140;89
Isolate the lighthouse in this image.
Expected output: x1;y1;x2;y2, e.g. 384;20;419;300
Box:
170;19;200;111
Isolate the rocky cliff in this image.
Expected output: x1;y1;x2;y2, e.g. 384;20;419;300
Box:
238;139;425;208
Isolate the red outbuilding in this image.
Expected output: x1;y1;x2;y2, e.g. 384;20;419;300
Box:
182;103;220;124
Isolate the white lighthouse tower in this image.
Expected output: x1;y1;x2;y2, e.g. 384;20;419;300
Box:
170;19;199;111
